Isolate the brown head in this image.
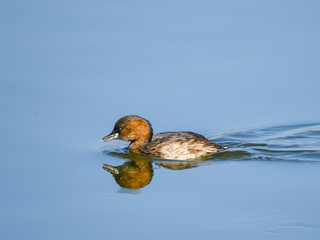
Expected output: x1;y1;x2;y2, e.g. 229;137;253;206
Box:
102;115;153;149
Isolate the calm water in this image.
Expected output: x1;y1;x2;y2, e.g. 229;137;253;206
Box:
1;0;320;239
4;122;319;240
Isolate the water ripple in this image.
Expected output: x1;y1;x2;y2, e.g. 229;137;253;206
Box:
213;123;320;163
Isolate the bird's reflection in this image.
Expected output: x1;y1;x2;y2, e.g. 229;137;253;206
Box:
103;160;154;189
102;150;208;189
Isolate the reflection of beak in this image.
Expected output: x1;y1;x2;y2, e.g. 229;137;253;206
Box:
103;164;119;174
102;133;119;142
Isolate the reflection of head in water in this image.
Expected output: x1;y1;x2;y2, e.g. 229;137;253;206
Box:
103;160;153;189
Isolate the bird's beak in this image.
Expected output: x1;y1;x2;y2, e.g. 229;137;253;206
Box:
101;132;119;142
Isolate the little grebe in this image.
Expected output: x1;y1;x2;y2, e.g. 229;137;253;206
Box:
102;115;226;160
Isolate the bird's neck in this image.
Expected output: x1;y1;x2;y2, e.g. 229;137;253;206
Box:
129;138;150;153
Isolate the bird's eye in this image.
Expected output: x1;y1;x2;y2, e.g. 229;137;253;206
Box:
119;127;123;131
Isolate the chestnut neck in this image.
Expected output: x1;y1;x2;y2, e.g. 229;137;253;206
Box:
129;138;150;152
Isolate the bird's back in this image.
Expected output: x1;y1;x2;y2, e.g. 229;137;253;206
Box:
141;131;224;160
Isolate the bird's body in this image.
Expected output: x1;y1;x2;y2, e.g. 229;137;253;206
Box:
102;115;226;160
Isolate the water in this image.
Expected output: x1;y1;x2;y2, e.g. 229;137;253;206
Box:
214;123;320;163
1;0;320;239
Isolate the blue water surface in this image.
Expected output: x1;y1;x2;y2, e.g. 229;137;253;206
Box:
1;0;320;239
